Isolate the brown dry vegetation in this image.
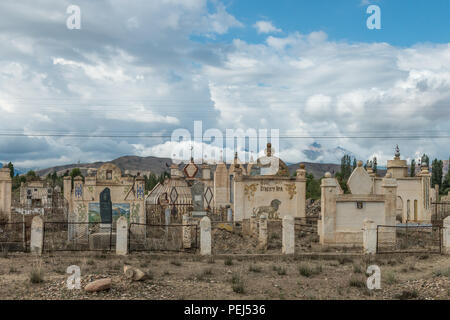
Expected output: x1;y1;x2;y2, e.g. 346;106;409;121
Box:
0;252;449;300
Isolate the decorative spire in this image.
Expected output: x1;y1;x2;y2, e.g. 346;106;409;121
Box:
266;142;272;157
394;145;400;159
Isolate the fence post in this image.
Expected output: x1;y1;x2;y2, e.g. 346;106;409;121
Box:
442;216;450;254
200;216;211;255
363;218;377;255
182;214;191;249
116;216;128;256
258;214;268;251
282;215;295;254
30;216;44;255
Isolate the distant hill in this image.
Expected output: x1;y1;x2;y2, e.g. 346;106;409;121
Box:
26;156;450;179
36;155;173;177
288;162;341;178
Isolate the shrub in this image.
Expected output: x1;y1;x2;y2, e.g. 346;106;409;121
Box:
29;262;44;284
433;268;450;278
395;290;418;300
207;257;215;264
384;272;398;285
231;273;245;294
353;264;362;274
272;265;286;276
224;257;233;266
248;264;262;273
170;260;182;267
348;275;365;288
298;263;322;277
338;257;353;265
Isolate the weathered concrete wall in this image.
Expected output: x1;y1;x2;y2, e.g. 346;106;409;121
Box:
233;177;306;222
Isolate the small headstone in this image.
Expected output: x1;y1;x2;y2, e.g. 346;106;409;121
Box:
200;216;211;255
258;214;268;251
116;216;128;256
282;215;295;254
30;216;44;255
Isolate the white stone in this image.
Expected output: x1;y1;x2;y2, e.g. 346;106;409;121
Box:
362;218;377;254
258;214;268;251
282;215;295;254
116;216;128;255
30;216;44;255
200;216;211;255
443;216;450;255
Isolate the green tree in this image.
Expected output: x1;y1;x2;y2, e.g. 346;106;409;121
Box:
410;159;416;177
334;171;349;194
442;158;450;194
372;157;377;173
421;154;430;170
25;170;38;182
431;159;443;190
352;158;357;170
306;172;321;200
340;154;352;180
7;162;14;178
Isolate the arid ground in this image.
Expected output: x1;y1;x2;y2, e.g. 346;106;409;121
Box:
0;251;449;300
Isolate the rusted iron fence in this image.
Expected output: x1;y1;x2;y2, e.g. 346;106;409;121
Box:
376;225;441;254
43;222;115;252
0;222;29;252
128;223;198;252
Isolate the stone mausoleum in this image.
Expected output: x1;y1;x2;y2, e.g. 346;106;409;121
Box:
216;143;307;222
64;163;146;226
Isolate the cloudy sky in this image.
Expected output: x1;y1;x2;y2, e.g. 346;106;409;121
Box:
0;0;450;169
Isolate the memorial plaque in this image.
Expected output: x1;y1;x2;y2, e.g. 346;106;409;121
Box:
100;188;112;224
191;181;205;212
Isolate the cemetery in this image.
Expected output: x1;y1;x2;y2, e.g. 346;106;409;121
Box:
0;145;450;299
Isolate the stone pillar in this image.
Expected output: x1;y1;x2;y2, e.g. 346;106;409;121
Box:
200;216;211;255
250;213;258;237
116;216;128;255
381;173;398;225
0;167;12;222
282;215;295;254
295;164;307;218
443;216;450;255
182;214;191;249
319;172;338;245
258;214;268;251
30;216;44;255
232;167;245;222
362;218;377;255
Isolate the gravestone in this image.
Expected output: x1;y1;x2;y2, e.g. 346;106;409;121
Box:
100;188;112;231
30;216;44;255
347;161;373;195
200;216;211;255
89;188;116;250
258;214;268;251
363;218;377;255
191;181;206;217
282;215;295;254
116;216;128;255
